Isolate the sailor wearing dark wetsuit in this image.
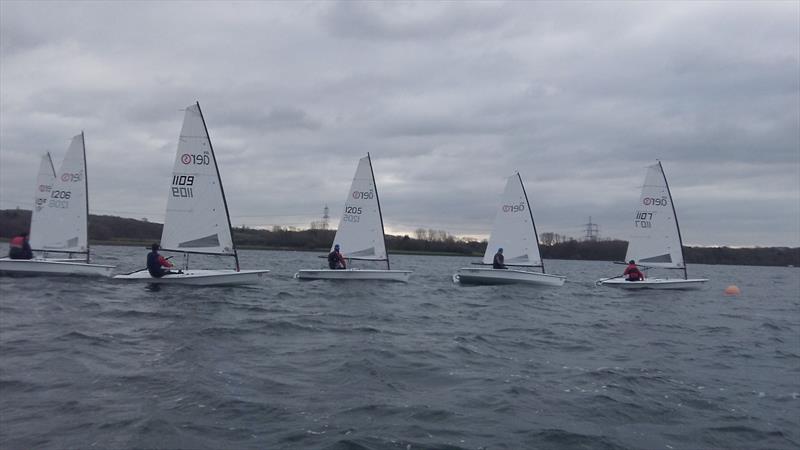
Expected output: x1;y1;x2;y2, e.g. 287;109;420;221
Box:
147;243;176;278
623;260;645;281
493;248;507;269
8;232;33;260
328;244;346;270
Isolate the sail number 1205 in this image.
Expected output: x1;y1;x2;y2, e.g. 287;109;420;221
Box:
342;206;362;223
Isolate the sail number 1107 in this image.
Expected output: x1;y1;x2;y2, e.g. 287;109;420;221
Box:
634;211;653;228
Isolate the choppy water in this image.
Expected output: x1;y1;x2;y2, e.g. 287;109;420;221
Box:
1;245;798;449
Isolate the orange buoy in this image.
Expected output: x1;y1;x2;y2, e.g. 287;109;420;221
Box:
724;285;741;296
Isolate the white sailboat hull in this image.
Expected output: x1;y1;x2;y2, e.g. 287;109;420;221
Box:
0;258;115;277
454;267;566;286
113;269;269;286
294;269;411;282
34;257;86;263
599;278;708;290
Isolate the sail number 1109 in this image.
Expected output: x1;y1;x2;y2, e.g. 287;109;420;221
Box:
172;175;194;198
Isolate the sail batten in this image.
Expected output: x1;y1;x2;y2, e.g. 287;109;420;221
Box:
482;174;543;269
160;104;235;256
331;156;388;262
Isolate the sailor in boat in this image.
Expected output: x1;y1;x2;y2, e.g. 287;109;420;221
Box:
147;243;180;278
328;244;347;270
493;248;507;269
8;232;33;260
623;260;645;282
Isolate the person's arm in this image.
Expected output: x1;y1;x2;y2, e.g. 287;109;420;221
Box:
158;255;173;268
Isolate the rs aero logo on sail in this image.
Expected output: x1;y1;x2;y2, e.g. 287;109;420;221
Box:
181;152;211;165
352;190;374;200
503;203;525;213
642;196;668;206
61;173;81;182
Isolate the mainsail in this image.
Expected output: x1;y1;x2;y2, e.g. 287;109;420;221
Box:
331;155;388;261
624;162;685;269
32;134;88;254
160;103;236;257
28;153;56;250
482;173;543;267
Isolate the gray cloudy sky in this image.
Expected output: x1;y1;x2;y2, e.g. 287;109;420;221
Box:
1;1;798;247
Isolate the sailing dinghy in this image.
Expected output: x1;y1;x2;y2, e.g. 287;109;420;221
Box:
454;173;565;286
114;102;268;286
294;154;412;282
597;161;708;289
0;133;115;277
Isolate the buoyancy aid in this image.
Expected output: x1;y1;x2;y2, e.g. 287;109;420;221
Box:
9;236;25;248
147;252;173;276
624;264;644;281
8;235;32;259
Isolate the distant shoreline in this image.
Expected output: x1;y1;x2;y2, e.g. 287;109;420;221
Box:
70;239;485;258
2;209;798;267
3;238;798;268
0;237;481;258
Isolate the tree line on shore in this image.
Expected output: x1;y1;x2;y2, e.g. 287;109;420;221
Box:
1;209;797;267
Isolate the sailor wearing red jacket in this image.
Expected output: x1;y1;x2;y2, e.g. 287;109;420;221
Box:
623;260;645;281
8;232;33;260
147;243;176;278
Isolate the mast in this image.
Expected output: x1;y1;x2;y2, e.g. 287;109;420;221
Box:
517;172;546;274
196;101;240;271
46;153;56;177
81;132;90;263
367;152;390;270
658;161;688;280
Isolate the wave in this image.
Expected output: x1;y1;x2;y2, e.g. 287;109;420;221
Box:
520;428;626;450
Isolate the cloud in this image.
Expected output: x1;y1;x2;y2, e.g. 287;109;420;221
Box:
1;1;798;247
322;1;510;41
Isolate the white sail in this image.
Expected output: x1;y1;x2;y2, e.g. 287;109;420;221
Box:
331;155;387;260
482;173;542;266
160;103;235;255
32;135;88;253
28;153;56;250
624;163;684;268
